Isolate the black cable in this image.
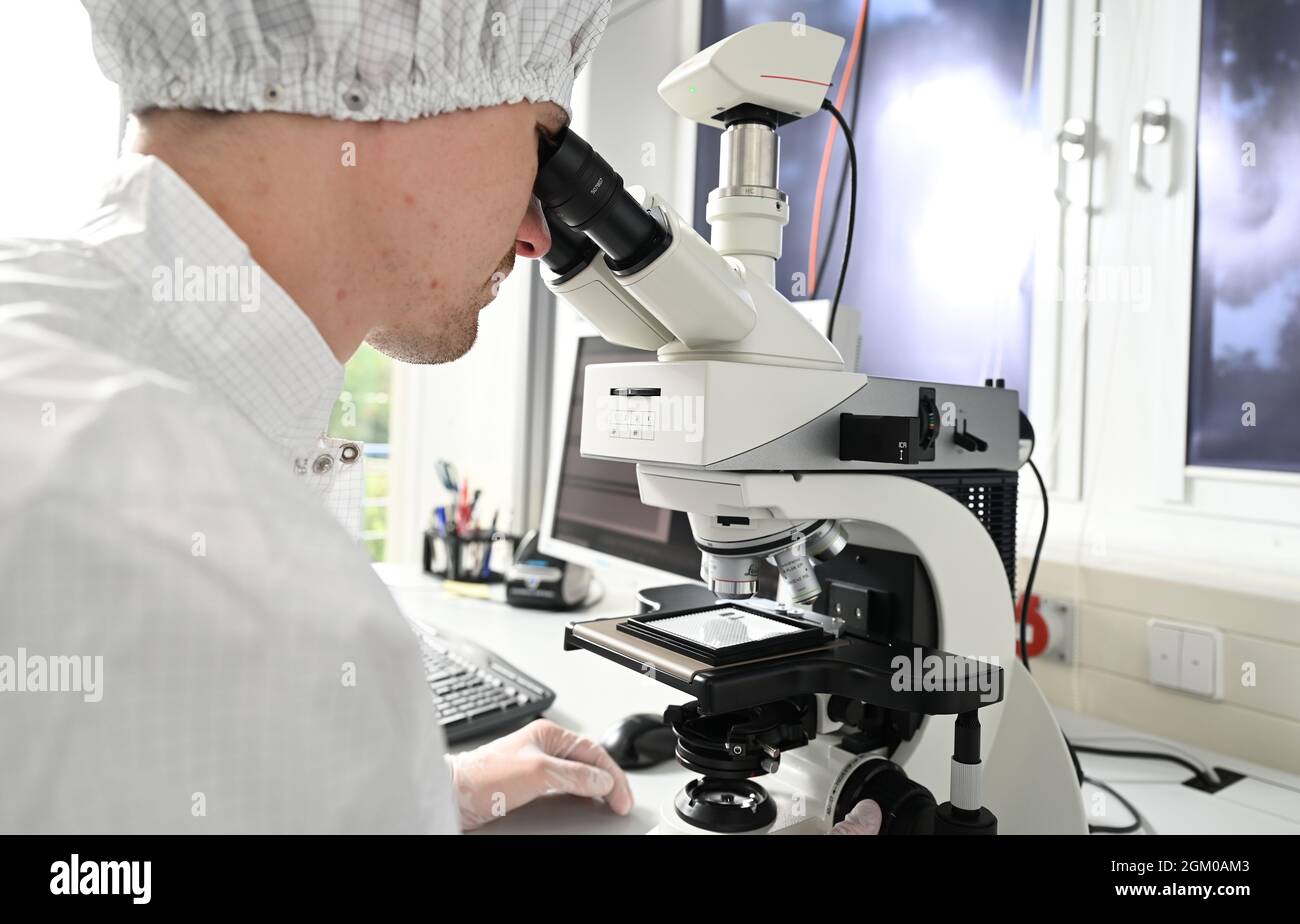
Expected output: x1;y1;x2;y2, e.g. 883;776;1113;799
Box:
1071;743;1217;786
1066;735;1085;784
1016;413;1039;673
1020;457;1048;672
1084;777;1144;834
819;99;857;342
813;46;867;300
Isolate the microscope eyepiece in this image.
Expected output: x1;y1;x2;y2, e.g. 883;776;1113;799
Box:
540;205;599;281
534;126;669;273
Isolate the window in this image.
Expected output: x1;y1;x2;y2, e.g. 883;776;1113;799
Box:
1029;0;1300;573
1189;0;1300;473
329;344;393;561
695;0;1042;405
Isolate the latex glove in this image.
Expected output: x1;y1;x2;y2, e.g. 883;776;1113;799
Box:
830;799;883;835
445;719;634;831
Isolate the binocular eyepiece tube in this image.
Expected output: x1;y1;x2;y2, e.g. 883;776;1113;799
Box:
534;127;670;275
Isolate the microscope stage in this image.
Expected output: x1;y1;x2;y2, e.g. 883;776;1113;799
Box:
565;604;1005;716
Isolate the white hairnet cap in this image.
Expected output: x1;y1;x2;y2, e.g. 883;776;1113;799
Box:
83;0;611;122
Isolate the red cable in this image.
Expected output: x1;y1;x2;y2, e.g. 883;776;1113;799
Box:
808;0;870;295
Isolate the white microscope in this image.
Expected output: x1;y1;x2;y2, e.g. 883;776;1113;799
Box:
534;22;1087;835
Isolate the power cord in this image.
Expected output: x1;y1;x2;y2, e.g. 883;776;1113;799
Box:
819;98;857;342
813;35;867;301
1071;743;1220;788
1017;412;1046;673
1083;777;1145;834
1020;458;1049;673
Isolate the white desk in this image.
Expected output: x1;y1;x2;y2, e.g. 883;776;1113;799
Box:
377;564;1300;836
1059;711;1300;835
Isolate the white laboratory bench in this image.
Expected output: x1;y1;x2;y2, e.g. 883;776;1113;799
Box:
376;564;1300;836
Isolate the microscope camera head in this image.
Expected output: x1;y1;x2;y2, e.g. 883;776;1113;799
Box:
657;21;846;128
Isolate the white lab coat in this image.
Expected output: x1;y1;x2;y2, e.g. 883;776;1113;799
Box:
0;154;459;833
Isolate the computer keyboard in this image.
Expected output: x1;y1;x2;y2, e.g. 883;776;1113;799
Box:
413;624;556;744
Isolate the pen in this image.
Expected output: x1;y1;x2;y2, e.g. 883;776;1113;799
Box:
457;480;470;536
480;510;499;578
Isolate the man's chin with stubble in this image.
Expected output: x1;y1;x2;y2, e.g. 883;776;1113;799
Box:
365;249;515;364
365;308;479;364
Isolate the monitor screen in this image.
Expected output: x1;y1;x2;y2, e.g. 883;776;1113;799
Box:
548;336;704;580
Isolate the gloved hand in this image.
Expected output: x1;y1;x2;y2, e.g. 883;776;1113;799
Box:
830;799;883;835
445;718;635;831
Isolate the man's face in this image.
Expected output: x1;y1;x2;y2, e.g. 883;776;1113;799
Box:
357;100;566;363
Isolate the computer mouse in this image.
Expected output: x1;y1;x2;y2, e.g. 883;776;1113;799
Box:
601;713;678;770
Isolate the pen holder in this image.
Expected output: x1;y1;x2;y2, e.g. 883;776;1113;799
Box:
423;528;517;584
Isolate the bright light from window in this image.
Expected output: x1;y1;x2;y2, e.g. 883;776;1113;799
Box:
887;71;1037;307
0;5;121;238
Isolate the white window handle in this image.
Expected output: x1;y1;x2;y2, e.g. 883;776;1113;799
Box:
1130;98;1172;194
1055;116;1090;208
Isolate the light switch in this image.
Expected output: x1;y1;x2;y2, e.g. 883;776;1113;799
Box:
1149;620;1222;699
1148;622;1181;689
1180;629;1220;698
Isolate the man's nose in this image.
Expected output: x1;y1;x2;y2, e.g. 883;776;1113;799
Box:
515;195;552;260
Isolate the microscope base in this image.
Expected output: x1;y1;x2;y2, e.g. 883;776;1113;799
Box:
646;660;1086;835
650;737;876;835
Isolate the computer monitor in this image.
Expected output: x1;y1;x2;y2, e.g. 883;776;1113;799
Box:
538;330;704;585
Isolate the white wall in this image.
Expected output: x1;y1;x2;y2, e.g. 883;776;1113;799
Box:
1023;556;1300;776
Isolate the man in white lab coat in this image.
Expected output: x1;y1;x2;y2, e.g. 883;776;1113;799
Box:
0;0;881;835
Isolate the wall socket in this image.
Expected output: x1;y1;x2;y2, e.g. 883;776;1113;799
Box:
1037;596;1075;664
1148;620;1223;700
1016;594;1074;663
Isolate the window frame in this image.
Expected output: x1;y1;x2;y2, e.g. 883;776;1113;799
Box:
1029;0;1100;505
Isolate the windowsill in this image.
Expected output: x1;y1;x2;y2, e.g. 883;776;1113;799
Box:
1030;538;1300;605
1186;465;1300;488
